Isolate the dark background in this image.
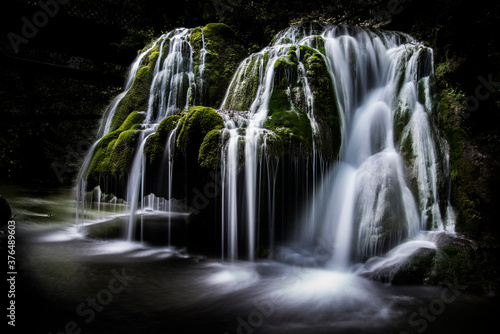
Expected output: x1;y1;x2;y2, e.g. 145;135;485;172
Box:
0;0;499;236
0;2;499;332
1;0;498;186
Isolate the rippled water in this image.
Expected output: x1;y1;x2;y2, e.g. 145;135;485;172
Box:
2;186;497;334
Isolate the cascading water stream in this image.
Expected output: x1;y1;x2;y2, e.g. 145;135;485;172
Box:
298;25;453;268
218;23;453;265
75;40;160;229
76;23;453;271
76;27;208;238
126;129;155;241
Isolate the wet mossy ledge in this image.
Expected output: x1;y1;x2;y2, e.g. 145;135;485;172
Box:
190;23;246;108
110;50;159;132
106;23;245;136
85;22;346;187
87;111;146;183
221;41;342;161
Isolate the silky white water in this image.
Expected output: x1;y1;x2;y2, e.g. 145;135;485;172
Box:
75;23;454;272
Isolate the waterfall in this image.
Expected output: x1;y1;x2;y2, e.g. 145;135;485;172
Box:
76;27;208;237
76;23;453;268
217;23;453;264
145;28;198;124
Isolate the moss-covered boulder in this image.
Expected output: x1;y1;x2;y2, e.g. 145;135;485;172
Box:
262;44;341;160
367;233;499;294
190;23;246;108
198;129;223;169
109;48;160;132
263;51;313;158
86;112;145;182
222;53;264;111
176;106;224;164
299;45;342;161
144;115;182;165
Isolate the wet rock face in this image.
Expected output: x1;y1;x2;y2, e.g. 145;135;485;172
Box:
366;233;500;295
0;195;12;227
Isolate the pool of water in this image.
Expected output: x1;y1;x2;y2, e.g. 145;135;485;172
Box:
2;186;498;333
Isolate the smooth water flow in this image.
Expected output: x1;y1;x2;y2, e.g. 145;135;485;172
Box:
76;23;453;270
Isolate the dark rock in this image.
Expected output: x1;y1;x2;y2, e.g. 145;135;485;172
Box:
0;195;12;227
366;233;500;295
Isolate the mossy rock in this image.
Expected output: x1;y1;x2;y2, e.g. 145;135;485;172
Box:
145;115;181;165
222;53;263;111
261;131;285;158
393;102;413;145
176;106;224;156
262;46;342;160
391;248;438;285
107;129;141;176
370;233;498;293
190;23;246;108
198;129;222;169
86;112;146;181
265;87;313;158
299;45;342;161
109;49;160;132
437;92;465;180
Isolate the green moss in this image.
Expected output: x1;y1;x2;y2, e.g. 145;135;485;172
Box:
109;49;160;132
198;129;222;169
144;115;181;165
190;28;202;51
118;111;146;131
262;131;284;157
199;23;246;108
107;130;141;175
269;87;291;112
176;106;224;156
438;95;464;177
300;45;342;160
436;90;483;235
223;53;262;110
86;128;141;181
400;130;414;162
393;103;412;144
265;86;313;157
86;111;147;181
308;36;326;55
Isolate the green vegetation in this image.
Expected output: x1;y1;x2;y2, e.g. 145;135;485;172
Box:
190;23;246;108
300;45;342;160
86;112;145;182
176;106;224;163
109;49;160;132
198;129;222;169
436;89;484;235
144;115;182;165
222;54;262;110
